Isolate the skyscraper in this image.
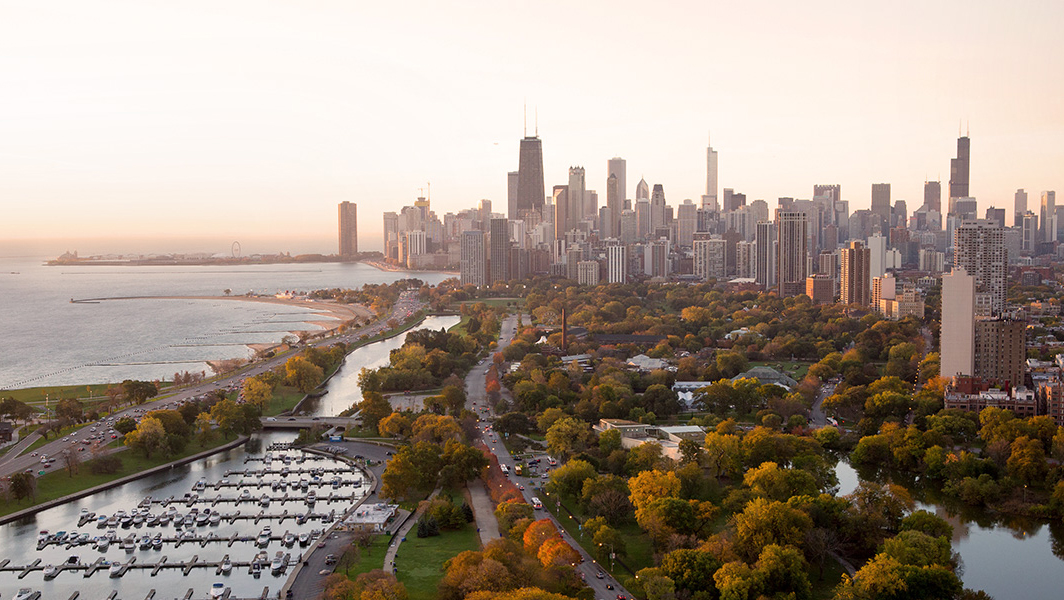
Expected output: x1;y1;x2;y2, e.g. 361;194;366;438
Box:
608;157;626;204
949;135;971;200
941;268;975;379
568;167;586;230
517;135;545;217
871;183;891;227
489;217;511;284
338;201;358;259
1041;191;1056;243
923;181;942;213
776;211;808;297
382;211;399;259
606;239;626;284
606;173;621;239
650;184;666;233
840;240;871;306
703;135;718;211
953;219;1007;315
506;171;520;220
755;221;776;289
1014;189;1027;227
460;230;486;287
635;177;649;201
693;233;726;281
552;185;569;241
677;200;697;247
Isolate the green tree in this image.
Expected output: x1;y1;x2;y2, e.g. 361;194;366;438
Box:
548;459;596;497
124;415;166;458
545;417;588;460
9;471;36;503
755;544;812;600
194;412;215;447
285;355;325;393
732;498;813;562
1006;435;1047;485
210;399;243;439
359;391;394;433
743;461;819;501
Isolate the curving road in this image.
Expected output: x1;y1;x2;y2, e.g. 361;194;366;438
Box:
465;312;635;600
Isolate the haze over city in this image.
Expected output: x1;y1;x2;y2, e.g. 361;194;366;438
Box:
1;0;1062;256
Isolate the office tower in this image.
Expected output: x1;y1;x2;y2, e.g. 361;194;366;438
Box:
1014;189;1028;227
1021;211;1038;252
507;171;520;220
871;274;896;311
941;268;975;379
954;219;1007;315
517;135;545;217
924;181;942;213
703;135;719;210
649;185;667;233
755;221;777;289
644;240;669;278
892;200;907;229
635;199;651;239
460;230;487;287
552;185;569;241
919;248;945;272
620;209;637;244
383;211;399;259
693;233;726;281
819;250;838;279
577;260;600;286
404;230;426;268
606;240;626;284
722;189;747;213
510;219;528;250
478;199;492;223
867;233;887;279
974;319;1026;386
567;167;586;229
1041;191;1057;243
608;156;626;204
337;201;358;259
840;241;871;306
489;218;510;284
949;135;971;200
985;207;1005;228
871;184;891;227
677;200;697;247
950;197;978;220
776;211;808;297
605;173;620;239
414;195;430;219
636;177;650;200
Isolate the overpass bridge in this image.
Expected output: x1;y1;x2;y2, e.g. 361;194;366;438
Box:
260;416;360;430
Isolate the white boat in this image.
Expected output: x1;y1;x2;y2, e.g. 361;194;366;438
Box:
165;505;178;516
37;530;49;542
259;495;270;507
209;512;221;525
109;561;123;577
239;489;251;501
42;564;57;579
196;512;210;526
96;515;108;527
14;588;36;600
106;516;118;528
282;533;295;547
194;479;206;491
138;536;152;550
306;491;316;505
95;538;110;552
152;536;162;550
146;514;159;527
220;559;232;574
209;582;225;598
298;532;309;546
270;552;284;574
132;513;144;526
251;560;262;577
256;528;271;547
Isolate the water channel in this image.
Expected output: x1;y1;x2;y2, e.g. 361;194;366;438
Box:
0;314;458;599
835;461;1064;599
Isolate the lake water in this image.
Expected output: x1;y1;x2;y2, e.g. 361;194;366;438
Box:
835;461;1064;599
0;256;451;389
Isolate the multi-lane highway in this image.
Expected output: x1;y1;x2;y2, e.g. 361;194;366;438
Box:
465;313;635;600
0;291;425;481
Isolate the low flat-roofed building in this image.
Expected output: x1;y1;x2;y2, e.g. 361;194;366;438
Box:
731;366;798;389
344;503;400;532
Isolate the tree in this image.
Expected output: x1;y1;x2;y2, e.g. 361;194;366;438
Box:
713;561;764;600
121;379;158;404
55;397;84;423
210;399;244;439
703;432;743;481
0;397;34;424
537;536;580;567
629;469;682;514
241;377;273;409
545;417;588;460
440;441;489;487
1006;435;1048;485
124;416;166;458
743;461;819;501
359;392;394;433
731;498;813;563
285;355;325;393
678;438;703;465
755;544;812;600
9;472;36;503
61;448;81;477
378;412;412;438
495;412;533;437
114;416;137;435
194;412;215;447
598;428;622;454
660;549;722;599
523;519;560;556
548;459;596;497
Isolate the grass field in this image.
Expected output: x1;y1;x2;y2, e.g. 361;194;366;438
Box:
395;525;480;600
0;435;238;519
336;535;390;577
0;384;114;404
262;385;306;416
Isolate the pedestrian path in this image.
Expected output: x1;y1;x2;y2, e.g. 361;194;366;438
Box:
467;479;500;545
383;486;441;573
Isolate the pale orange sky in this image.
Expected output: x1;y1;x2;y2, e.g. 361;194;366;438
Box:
1;0;1062;255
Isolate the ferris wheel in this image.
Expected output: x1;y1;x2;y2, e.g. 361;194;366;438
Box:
232;241;241;258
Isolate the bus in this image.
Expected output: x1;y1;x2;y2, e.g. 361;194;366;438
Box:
530;497;543;510
500;464;509;474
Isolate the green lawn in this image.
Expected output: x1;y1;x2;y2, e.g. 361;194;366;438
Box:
394;525;481;600
0;383;114;404
262;385;306;416
0;435;238;518
810;556;847;598
337;535;390;578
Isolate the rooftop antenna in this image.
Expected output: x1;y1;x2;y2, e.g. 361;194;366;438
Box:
427;181;431;202
535;106;538;137
523;103;527;137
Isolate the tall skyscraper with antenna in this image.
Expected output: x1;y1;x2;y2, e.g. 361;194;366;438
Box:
949;131;971;201
703;134;718;211
516;108;545;219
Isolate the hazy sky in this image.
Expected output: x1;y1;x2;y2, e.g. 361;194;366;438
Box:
2;0;1062;255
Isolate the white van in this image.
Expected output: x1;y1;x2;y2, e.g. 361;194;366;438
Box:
530;497;543;510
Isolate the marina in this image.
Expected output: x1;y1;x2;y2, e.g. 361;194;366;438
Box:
0;433;369;599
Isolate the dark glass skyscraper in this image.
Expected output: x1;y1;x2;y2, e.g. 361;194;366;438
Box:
949;135;970;199
517;136;545;217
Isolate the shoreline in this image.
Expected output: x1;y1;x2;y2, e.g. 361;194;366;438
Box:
0;435;249;526
361;259;459;276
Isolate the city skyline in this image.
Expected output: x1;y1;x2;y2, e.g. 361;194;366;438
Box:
2;1;1063;255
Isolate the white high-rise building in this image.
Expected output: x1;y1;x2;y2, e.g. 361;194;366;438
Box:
953;219;1007;316
941;268;976;379
460;230;486;287
577;260;600;286
867;233;887;279
777;210;808;297
693;233;726;281
606;240;626;284
702;135;718;211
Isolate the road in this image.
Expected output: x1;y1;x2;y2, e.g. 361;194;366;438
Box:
464;311;635;600
0;291;425;481
810;380;838;428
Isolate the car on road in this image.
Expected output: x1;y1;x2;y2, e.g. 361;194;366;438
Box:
596;572;604;579
606;584;614;590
